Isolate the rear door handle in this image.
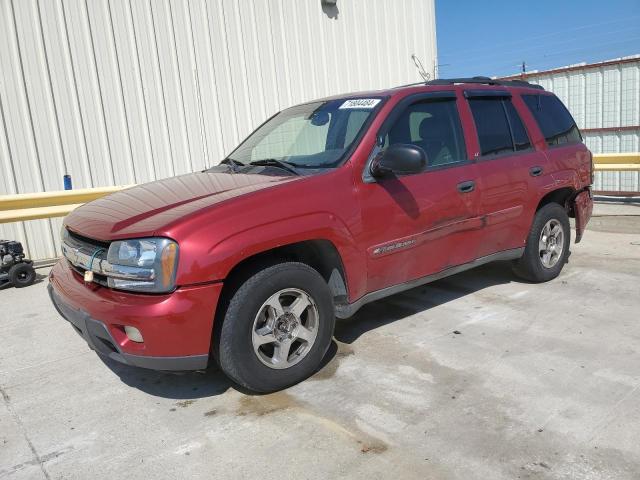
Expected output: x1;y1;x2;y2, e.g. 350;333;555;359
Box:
530;166;543;177
457;180;475;193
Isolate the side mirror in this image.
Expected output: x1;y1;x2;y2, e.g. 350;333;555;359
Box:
370;144;428;178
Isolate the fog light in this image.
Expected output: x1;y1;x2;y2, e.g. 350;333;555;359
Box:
124;326;144;343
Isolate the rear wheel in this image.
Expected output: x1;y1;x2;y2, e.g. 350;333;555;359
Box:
214;262;334;393
8;263;36;288
513;203;570;282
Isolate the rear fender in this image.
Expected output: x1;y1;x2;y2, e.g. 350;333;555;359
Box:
551;169;582;195
551;168;592;243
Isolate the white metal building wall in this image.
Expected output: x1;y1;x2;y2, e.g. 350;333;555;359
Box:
0;0;437;260
520;56;640;192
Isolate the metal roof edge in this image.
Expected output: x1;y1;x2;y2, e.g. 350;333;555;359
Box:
499;55;640;80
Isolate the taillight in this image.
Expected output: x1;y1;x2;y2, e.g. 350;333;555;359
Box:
589;151;594;185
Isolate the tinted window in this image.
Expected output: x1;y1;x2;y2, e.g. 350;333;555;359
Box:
523;94;581;146
504;101;531;151
409;111;431;142
469;98;513;156
344;110;370;146
385;99;466;167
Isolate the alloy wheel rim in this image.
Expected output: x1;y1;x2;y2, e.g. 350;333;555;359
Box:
539;219;564;268
251;288;319;369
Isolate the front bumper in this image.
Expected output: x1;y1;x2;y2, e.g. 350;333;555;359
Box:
48;259;223;371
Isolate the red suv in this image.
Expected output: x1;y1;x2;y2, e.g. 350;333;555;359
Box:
49;77;593;392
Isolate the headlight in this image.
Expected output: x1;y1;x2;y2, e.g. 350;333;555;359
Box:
105;238;178;293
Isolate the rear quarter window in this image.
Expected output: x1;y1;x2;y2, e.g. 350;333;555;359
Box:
522;94;581;147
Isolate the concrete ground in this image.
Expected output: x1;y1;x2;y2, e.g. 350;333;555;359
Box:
1;203;639;480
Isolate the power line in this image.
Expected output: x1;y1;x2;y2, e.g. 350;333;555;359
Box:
440;25;639;65
440;42;640;78
541;36;640;59
441;37;640;73
491;45;639;77
438;15;640;58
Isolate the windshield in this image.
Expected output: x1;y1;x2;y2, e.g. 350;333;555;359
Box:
224;97;383;171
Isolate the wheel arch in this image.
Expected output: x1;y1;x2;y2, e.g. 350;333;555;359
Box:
221;238;349;304
536;187;577;217
211;239;350;354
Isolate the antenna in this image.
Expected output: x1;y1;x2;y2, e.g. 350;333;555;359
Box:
411;54;431;82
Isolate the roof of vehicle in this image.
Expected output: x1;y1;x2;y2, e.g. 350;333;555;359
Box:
313;77;546;105
399;76;545;90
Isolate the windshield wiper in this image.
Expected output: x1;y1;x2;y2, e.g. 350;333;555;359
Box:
248;158;300;175
220;157;244;172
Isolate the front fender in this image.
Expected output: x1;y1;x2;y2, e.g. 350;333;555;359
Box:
185;212;366;301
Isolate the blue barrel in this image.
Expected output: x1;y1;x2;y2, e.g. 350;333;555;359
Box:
63;175;72;190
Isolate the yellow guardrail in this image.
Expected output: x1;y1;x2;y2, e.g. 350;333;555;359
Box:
593;153;640;171
0;154;638;224
0;186;130;224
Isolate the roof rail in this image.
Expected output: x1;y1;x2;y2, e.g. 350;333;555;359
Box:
424;76;544;90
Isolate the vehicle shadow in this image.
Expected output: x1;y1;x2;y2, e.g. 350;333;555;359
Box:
101;356;235;400
334;260;517;344
102;261;516;399
102;340;341;400
379;178;421;219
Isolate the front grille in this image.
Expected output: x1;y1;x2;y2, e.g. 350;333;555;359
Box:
68;261;109;287
62;229;110;286
67;229;110;249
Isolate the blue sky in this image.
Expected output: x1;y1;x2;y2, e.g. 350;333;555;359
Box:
435;0;640;78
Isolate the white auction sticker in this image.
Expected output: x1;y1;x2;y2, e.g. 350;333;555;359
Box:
339;98;381;109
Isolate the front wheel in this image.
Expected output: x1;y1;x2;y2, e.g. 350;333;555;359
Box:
512;203;570;282
214;262;335;393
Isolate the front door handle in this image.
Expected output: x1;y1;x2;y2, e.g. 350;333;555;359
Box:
457;180;475;193
530;166;543;177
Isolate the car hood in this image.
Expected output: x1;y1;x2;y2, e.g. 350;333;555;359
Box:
64;171;298;240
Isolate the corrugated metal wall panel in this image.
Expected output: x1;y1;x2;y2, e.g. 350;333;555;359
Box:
0;0;437;260
521;57;640;193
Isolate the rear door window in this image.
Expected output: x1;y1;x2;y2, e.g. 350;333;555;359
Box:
522;94;581;146
468;97;532;157
468;98;513;156
504;101;531;151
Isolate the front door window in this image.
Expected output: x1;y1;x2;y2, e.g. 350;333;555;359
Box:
382;99;467;168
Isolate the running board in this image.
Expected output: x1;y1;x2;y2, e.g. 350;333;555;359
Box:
334;247;525;319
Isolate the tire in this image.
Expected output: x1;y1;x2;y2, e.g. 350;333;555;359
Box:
214;262;335;393
512;203;570;282
8;263;36;288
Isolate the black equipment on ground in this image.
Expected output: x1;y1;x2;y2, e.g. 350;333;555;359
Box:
0;240;36;288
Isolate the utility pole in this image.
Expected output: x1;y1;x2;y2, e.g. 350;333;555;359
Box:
521;61;526;79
